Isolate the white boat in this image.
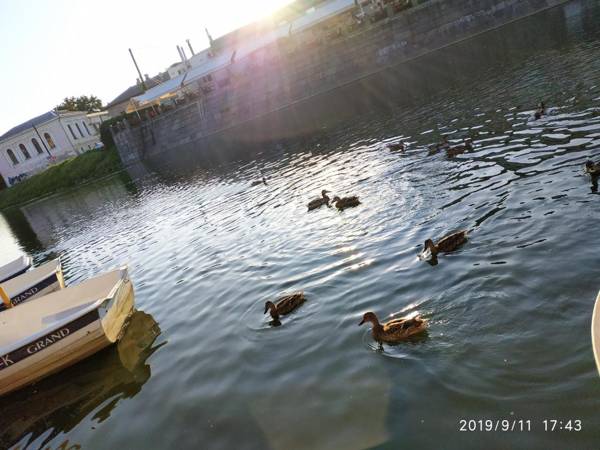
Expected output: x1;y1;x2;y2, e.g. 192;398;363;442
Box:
592;290;600;376
0;259;64;312
0;267;135;397
0;255;32;284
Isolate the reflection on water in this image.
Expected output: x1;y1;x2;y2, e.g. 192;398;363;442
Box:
0;311;163;450
1;1;600;449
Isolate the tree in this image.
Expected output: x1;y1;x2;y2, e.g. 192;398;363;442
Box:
57;95;103;112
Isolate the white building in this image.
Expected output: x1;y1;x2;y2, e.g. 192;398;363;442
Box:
0;110;104;187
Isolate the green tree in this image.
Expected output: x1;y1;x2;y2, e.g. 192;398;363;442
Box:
57;95;103;112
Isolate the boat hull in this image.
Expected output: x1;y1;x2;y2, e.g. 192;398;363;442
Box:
0;277;134;397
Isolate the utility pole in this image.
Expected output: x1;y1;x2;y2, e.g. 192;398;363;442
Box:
129;48;147;91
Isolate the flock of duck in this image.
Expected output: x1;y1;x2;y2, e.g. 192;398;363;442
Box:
258;101;599;349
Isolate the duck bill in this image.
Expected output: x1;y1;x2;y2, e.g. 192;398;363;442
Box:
263;306;269;314
358;319;365;326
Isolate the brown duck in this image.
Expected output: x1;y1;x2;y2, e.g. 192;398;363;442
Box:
308;190;330;211
388;142;405;151
423;230;468;257
359;312;428;344
585;160;600;177
332;195;361;211
446;139;473;158
264;292;306;321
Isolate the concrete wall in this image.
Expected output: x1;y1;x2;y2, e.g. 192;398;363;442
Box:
113;0;569;166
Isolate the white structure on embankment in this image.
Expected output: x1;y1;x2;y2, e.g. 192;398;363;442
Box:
0;110;107;187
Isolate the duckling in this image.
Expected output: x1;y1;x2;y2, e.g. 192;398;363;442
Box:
308;190;330;211
388;142;405;151
446;139;473;158
423;230;468;257
251;176;267;187
585;160;600;177
359;311;428;345
332;195;361;211
264;292;306;321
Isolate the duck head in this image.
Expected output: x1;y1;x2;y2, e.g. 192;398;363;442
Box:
264;301;279;320
332;196;341;203
321;190;330;201
465;139;474;151
424;239;438;256
359;312;380;327
586;160;595;171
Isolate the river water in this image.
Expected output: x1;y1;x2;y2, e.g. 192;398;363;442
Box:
2;1;600;449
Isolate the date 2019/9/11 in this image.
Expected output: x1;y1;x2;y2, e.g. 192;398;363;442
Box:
459;419;582;432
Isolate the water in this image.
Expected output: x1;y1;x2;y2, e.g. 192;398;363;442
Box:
2;1;600;448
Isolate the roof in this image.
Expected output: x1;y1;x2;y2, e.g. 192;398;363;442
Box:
106;73;170;108
0;111;58;141
130;0;357;106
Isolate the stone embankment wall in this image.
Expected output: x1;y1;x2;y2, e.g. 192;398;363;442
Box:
113;0;568;165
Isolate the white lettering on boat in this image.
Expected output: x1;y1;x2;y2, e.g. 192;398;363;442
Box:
0;354;14;368
26;328;70;354
12;287;39;305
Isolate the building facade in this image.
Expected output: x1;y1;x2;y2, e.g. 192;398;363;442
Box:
0;110;103;187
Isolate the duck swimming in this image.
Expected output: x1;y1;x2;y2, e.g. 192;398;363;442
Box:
534;101;546;120
446;139;473;158
422;230;468;257
388;142;405;151
585;160;600;177
359;312;428;345
251;176;267;187
428;135;450;155
264;292;306;321
332;195;361;211
308;190;330;211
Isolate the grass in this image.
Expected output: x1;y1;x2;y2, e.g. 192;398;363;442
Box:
0;146;123;210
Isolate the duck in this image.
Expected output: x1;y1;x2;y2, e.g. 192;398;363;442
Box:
388;142;405;151
422;230;468;257
428;135;450;155
534;101;546;120
446;139;474;158
308;190;330;211
251;176;267;187
264;292;306;321
332;195;361;211
359;312;428;345
585;160;600;177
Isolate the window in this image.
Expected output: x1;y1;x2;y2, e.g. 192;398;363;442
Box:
19;143;31;160
82;121;91;136
75;123;85;138
44;132;56;149
6;149;18;165
31;138;44;154
67;124;77;139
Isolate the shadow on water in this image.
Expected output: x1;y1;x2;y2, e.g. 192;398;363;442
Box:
0;311;164;450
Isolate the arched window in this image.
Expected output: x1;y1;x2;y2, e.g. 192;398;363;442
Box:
31;138;44;154
44;132;56;149
19;143;31;160
82;121;91;136
6;149;18;165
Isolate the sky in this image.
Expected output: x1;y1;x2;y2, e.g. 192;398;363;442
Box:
0;0;294;135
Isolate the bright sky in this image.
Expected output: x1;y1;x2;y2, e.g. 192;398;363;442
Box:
0;0;294;135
